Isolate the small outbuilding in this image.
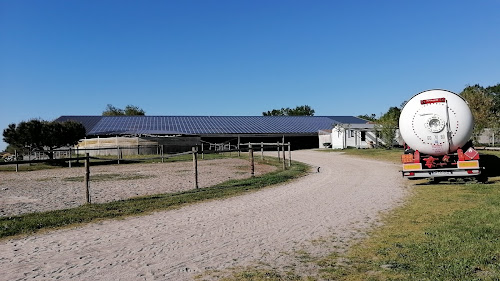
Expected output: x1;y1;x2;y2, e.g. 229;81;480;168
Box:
319;123;381;149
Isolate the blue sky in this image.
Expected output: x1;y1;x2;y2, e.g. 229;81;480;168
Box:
1;0;499;150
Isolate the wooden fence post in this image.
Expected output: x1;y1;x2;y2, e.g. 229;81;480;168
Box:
201;143;204;160
161;145;165;163
288;142;291;167
249;143;255;177
15;150;19;172
282;142;286;170
261;142;264;160
238;136;241;157
69;148;72;168
84;153;91;204
192;147;199;189
117;146;121;164
277;142;280;159
280;143;286;170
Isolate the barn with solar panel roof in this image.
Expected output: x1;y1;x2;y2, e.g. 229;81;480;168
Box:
54;115;375;153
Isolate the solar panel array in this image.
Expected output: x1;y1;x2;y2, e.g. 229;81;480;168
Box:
55;116;368;136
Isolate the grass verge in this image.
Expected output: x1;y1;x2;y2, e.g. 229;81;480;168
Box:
0;157;309;239
318;177;500;281
317;148;402;163
317;149;500;280
217;149;500;281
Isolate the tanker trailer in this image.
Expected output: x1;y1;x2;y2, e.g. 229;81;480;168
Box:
399;89;485;181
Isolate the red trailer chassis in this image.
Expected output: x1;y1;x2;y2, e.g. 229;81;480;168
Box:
401;146;485;181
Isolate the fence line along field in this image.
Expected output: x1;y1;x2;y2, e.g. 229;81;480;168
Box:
0;157;276;217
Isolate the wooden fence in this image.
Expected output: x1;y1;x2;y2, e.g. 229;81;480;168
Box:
1;142;293;204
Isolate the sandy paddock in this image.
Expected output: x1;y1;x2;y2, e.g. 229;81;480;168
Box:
0;158;276;217
0;150;406;280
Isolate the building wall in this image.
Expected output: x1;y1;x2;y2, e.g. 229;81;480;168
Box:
477;128;498;146
318;131;332;148
330;129;380;149
76;136;200;156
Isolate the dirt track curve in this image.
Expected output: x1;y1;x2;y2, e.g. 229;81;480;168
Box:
0;150;406;280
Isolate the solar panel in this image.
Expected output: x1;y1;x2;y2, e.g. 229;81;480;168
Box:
53;116;104;134
325;116;368;124
54;115;368;136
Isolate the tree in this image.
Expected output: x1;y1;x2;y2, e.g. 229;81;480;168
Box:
376;106;401;148
102;104;124;116
3;120;86;159
262;105;315;116
460;85;496;143
485;83;500;114
102;104;145;116
357;114;377;122
124;105;145;116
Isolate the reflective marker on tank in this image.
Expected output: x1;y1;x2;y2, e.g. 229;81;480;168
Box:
421;98;446;104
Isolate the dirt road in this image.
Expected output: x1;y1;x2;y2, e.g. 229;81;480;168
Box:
0;150;406;280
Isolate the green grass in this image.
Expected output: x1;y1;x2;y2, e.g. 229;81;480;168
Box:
217;149;500;281
317;147;403;163
339;148;402;163
217;268;312;281
0;163;61;172
318;178;500;281
482;150;500;158
0;157;309;239
315;149;500;281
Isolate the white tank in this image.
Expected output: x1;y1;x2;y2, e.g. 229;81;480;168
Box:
399;89;474;156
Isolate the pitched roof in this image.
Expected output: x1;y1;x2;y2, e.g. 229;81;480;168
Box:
54;116;369;136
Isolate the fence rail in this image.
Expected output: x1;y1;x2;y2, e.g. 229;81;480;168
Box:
1;143;293;208
1;141;293;167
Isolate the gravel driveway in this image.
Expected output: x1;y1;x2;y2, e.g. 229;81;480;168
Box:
0;150;406;280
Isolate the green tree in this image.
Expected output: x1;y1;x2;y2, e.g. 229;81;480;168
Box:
376;106;401;148
124;105;145;116
262;105;315;116
460;85;496;143
102;104;124;116
485;83;500;114
485;84;500;140
2;120;86;159
102;104;145;116
357;114;377;122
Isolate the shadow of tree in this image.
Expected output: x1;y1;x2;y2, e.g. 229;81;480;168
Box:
481;154;500;178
